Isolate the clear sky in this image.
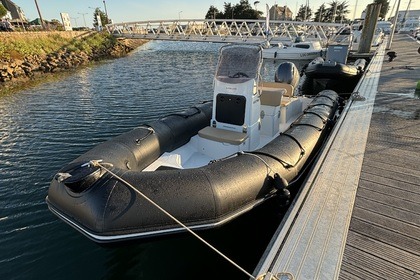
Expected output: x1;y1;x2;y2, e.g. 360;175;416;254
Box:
14;0;420;27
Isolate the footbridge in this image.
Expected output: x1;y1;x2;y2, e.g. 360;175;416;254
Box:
106;19;346;45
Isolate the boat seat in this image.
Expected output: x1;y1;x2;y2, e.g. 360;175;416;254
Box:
198;126;248;145
259;82;293;99
260;87;286;106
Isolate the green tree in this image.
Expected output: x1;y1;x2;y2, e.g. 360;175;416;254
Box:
232;0;261;19
325;1;350;23
373;0;389;20
314;3;328;22
0;4;8;18
205;1;261;19
49;19;64;31
93;8;109;27
296;4;312;21
224;2;235;18
335;1;350;23
205;5;223;19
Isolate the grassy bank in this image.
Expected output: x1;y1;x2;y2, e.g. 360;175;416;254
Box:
0;32;118;60
0;32;147;94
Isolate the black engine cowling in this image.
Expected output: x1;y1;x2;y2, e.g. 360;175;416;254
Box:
274;62;299;89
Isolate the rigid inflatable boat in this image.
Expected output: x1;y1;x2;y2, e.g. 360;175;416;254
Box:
301;44;367;95
304;57;366;80
46;45;340;243
262;40;325;60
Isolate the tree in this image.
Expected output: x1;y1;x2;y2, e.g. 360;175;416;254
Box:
93;8;109;27
335;1;350;23
205;5;222;19
314;3;328;22
373;0;389;20
296;4;312;21
205;1;261;20
0;4;8;18
49;19;64;31
325;1;350;23
232;0;261;19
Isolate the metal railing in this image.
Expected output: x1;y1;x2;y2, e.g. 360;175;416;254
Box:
106;19;346;45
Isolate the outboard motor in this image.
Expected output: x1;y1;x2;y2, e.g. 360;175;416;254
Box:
295;35;305;43
275;62;300;90
354;58;367;72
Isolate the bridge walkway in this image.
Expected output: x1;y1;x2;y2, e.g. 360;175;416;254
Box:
106;19;345;45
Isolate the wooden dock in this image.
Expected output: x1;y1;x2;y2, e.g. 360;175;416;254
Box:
254;34;420;280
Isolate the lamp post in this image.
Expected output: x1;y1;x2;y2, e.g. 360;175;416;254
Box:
387;0;401;50
33;0;46;30
78;12;88;28
103;1;109;23
254;1;260;11
352;0;359;21
71;17;79;28
254;1;260;18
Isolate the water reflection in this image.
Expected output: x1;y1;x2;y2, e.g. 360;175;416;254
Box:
0;41;305;280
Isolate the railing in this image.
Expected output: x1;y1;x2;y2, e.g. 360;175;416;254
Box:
106;19;346;45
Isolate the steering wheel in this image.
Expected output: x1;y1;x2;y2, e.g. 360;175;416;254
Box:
230;72;249;78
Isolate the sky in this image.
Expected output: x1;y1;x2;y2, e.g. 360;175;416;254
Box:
14;0;420;27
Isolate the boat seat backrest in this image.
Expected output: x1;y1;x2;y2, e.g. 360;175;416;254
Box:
259;82;293;102
260;89;284;106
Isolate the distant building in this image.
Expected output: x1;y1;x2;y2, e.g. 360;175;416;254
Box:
389;9;420;23
1;0;27;24
269;5;293;21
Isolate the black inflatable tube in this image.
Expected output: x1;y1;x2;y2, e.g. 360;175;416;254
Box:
305;63;360;79
47;91;339;242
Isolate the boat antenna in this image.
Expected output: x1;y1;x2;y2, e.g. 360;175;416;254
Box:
87;160;258;280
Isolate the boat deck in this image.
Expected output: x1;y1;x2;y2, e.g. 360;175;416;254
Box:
254;34;420;279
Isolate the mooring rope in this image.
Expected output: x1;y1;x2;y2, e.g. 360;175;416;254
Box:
86;160;256;280
240;151;274;176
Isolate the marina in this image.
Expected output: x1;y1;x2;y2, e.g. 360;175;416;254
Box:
42;23;419;278
1;8;420;280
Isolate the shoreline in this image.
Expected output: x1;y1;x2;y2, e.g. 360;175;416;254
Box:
0;32;148;94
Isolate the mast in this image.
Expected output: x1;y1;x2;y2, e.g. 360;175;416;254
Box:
402;0;412;23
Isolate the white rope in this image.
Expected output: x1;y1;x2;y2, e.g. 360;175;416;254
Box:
88;160;256;280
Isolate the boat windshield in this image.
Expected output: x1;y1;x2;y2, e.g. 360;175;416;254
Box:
215;45;262;82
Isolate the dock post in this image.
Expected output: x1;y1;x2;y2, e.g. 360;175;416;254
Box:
358;3;381;54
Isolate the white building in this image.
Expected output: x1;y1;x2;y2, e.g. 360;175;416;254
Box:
0;0;27;25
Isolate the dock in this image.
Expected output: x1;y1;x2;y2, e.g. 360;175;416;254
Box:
254;34;420;279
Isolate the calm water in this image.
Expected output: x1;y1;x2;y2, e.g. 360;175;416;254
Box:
0;41;308;280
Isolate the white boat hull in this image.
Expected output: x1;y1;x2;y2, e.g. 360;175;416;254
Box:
262;49;323;60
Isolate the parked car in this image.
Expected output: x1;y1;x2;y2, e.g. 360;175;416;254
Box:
377;21;393;34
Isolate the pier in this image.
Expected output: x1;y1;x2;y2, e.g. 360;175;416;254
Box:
254;34;420;279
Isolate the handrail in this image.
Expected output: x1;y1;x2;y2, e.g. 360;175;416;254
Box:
106;19;345;45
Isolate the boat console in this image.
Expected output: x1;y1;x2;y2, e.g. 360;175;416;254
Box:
198;45;263;156
197;45;306;157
